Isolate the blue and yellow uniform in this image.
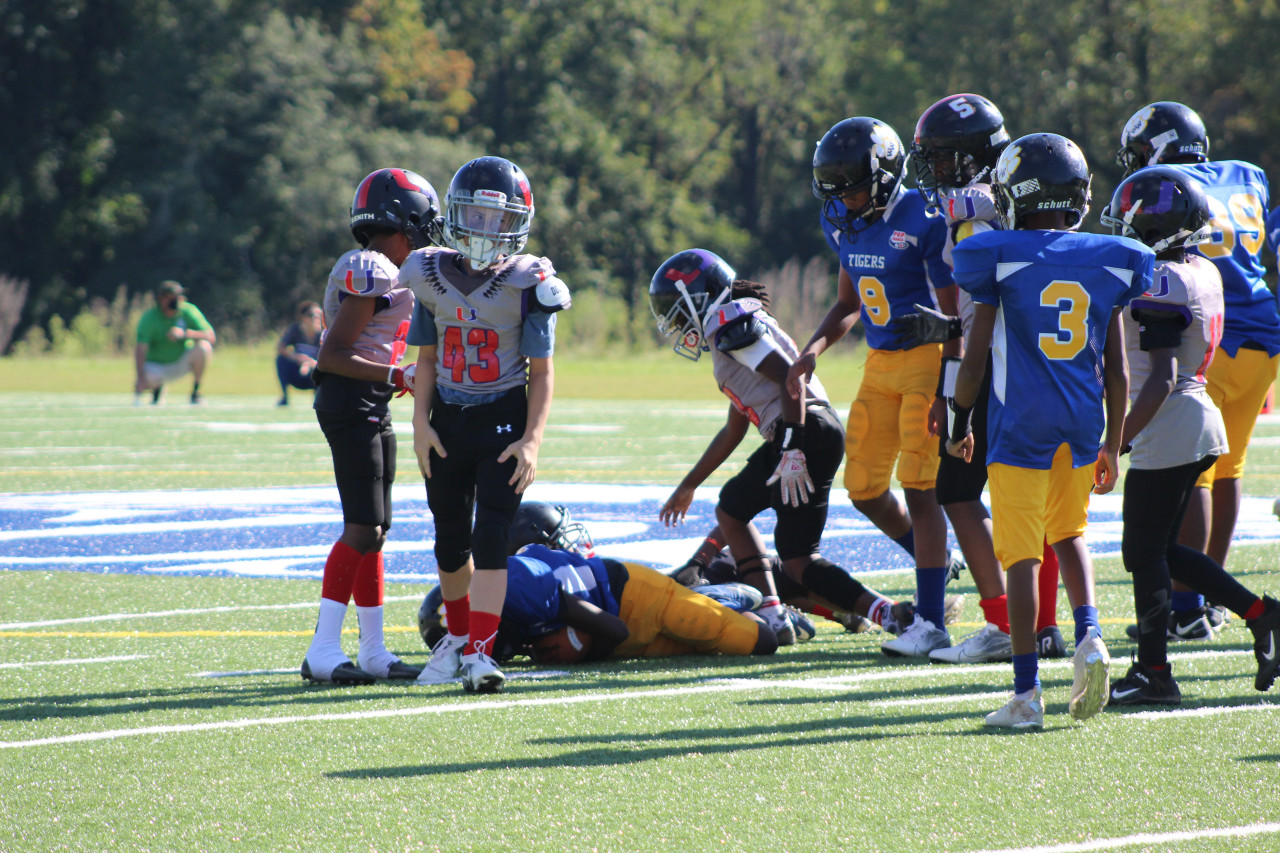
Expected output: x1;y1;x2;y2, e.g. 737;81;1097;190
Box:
953;229;1152;567
1175;161;1279;486
823;189;955;498
503;546;760;657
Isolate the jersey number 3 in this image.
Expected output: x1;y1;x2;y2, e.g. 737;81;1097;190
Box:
443;326;500;383
1038;281;1091;360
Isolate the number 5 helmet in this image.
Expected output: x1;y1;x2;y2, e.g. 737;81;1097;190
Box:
508;502;595;556
648;248;737;361
441;156;535;269
1100;165;1213;253
350;168;441;250
1117;101;1210;176
911;93;1010;207
812;117;907;235
991;133;1092;231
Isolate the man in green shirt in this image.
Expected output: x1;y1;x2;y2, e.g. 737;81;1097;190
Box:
134;280;216;404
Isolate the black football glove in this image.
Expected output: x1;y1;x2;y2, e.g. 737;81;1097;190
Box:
891;303;963;346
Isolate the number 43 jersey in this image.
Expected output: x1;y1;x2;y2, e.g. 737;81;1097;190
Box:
952;229;1154;469
401;247;557;400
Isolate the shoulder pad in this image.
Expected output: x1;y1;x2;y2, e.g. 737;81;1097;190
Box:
532;275;571;313
332;249;397;297
714;312;767;353
500;255;558;289
941;186;999;224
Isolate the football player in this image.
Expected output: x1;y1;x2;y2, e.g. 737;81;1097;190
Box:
897;93;1067;664
418;502;778;661
301;168;438;686
404;156;571;693
651;249;910;644
787;116;957;658
947;133;1152;728
1117;102;1280;638
1100;167;1280;703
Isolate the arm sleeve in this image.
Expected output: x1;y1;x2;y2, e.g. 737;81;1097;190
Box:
406;301;437;346
520;310;555;358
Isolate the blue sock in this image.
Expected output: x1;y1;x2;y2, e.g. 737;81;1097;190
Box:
893;528;915;558
1012;652;1040;695
1171;589;1204;614
914;566;947;627
1072;604;1100;646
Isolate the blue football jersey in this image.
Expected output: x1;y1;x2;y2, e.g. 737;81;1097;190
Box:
822;188;955;351
1267;204;1280;270
501;546;619;643
1173;161;1280;356
953;230;1154;469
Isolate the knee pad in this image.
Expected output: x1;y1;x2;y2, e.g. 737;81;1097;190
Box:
896;392;933;485
472;503;516;571
433;530;471;574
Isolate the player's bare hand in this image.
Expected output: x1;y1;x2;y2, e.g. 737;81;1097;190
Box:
928;396;946;437
413;424;445;479
659;486;696;527
786;354;816;400
1093;448;1118;495
498;438;540;494
945;433;974;463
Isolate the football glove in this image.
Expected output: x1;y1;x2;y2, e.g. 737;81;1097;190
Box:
766;449;814;507
891;303;962;346
389;363;416;397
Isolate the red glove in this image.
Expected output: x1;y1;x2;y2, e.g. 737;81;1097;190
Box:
389;363;416;397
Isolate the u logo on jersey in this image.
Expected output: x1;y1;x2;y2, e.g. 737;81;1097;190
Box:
344;269;377;295
456;307;477;322
1145;273;1171;299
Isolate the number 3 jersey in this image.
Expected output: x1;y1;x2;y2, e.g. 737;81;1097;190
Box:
822;187;955;351
952;229;1153;469
704;298;829;444
401;248;557;402
1123;254;1228;469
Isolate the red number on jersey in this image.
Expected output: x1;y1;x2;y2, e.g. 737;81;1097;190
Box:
442;326;501;384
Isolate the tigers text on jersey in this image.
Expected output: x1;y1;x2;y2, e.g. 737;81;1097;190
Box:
1123;254;1228;469
501;546;619;645
952;229;1154;469
322;249;415;366
1173;161;1280;356
704;298;829;442
823;189;954;351
400;248;557;399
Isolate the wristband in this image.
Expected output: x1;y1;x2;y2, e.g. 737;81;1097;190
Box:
946;316;963;341
777;421;805;452
947;397;973;440
937;356;961;398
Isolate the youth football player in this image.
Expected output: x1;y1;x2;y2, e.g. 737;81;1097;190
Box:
947;133;1153;728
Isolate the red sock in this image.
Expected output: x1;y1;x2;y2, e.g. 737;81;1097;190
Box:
443;594;471;638
1244;597;1265;621
320;541;364;604
979;595;1010;633
352;550;384;607
468;611;502;657
1036;541;1060;632
811;605;835;620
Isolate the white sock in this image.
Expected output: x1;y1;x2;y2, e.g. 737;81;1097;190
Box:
304;598;350;678
356;605;398;676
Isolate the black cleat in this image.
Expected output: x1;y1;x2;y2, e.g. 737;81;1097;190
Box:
301;659;376;686
1109;659;1181;706
382;660;423;680
1247;596;1280;692
1037;625;1068;659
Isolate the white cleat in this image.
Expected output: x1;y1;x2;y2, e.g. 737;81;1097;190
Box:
929;623;1012;664
416;633;467;685
881;615;950;658
461;652;506;693
1069;626;1111;721
984;687;1044;730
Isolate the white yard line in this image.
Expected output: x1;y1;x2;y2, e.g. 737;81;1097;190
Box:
0;655;148;669
966;822;1280;853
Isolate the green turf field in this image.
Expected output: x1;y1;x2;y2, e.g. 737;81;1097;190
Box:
2;350;1279;852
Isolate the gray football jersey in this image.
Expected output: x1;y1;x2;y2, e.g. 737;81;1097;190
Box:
1124;254;1228;469
400;248;555;396
706;298;830;442
322;249;415;365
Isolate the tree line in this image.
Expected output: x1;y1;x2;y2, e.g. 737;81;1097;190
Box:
3;0;1277;354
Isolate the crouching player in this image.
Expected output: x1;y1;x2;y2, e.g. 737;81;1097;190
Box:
947;133;1152;728
1101;167;1280;703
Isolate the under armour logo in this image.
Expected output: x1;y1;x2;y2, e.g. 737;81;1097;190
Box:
497;424;513;434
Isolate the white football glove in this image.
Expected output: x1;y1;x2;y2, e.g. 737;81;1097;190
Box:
766;449;814;507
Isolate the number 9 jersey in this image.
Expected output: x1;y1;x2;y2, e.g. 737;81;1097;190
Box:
400;247;564;399
952;229;1153;469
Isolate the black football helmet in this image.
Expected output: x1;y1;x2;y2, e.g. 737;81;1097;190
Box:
350;168;440;250
648;248;736;361
812;117;907;234
508;502;595;556
1117;102;1210;176
991;133;1091;230
441;156;534;269
418;584;447;648
912;93;1011;207
1100;166;1212;253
